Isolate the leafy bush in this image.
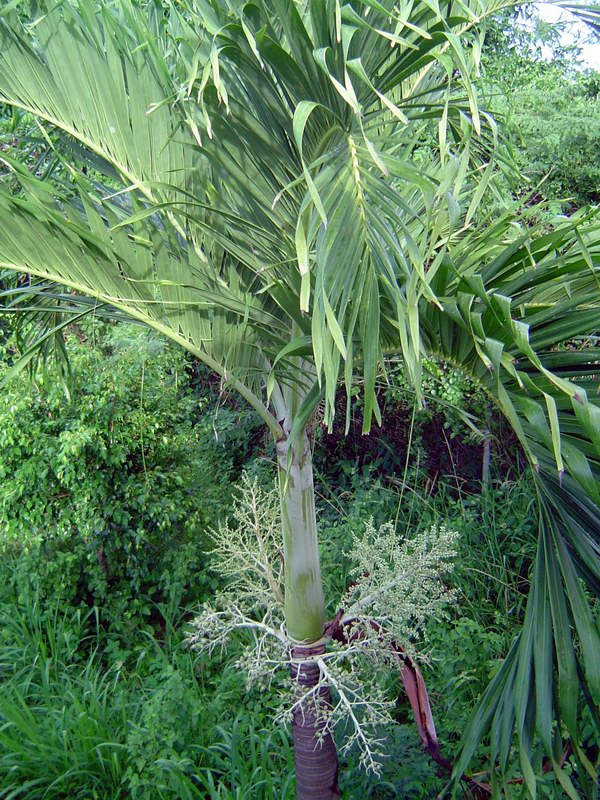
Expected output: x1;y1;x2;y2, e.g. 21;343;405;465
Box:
0;324;263;634
504;70;600;210
482;13;600;210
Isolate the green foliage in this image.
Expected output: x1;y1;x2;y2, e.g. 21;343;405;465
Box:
194;718;296;799
0;331;593;799
0;324;263;634
0;1;598;789
498;69;600;210
339;726;438;799
0;591;130;799
482;12;600;210
0;572;298;800
317;472;557;792
384;357;492;440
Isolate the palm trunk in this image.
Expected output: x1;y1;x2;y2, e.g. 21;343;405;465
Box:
291;642;340;800
276;426;340;800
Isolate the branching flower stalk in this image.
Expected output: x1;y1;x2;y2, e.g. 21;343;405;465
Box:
340;520;459;654
187;473;459;775
207;473;285;607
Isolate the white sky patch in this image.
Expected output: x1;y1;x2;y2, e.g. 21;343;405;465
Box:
535;2;600;69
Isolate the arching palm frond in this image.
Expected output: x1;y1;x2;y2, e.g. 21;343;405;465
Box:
424;211;600;793
0;0;509;427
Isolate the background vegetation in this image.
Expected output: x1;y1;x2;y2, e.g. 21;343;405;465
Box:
483;7;600;211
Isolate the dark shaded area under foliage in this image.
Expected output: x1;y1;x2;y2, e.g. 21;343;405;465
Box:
317;391;524;496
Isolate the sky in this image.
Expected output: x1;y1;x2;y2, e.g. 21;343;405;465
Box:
535;2;600;69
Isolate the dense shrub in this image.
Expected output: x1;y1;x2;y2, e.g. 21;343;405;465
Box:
0;324;263;634
482;13;600;210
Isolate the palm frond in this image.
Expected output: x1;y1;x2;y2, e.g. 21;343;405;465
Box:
426;211;600;794
0;0;198;198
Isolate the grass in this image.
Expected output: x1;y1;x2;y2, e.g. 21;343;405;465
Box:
195;719;295;799
0;582;299;800
0;475;543;799
0;595;129;799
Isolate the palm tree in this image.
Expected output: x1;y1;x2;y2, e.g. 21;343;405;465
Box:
0;1;598;797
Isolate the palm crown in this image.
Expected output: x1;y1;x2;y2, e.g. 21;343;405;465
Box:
0;0;599;794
